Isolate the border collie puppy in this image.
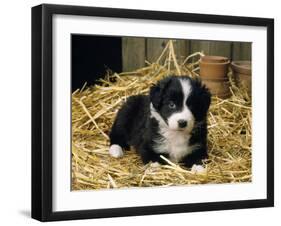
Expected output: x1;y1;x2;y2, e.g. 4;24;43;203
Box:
109;75;211;169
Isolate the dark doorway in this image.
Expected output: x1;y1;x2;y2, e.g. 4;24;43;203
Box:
71;35;122;91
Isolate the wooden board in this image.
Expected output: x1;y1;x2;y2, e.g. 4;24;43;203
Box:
173;40;190;63
146;38;189;64
146;38;169;64
190;40;232;59
232;42;252;60
122;37;146;71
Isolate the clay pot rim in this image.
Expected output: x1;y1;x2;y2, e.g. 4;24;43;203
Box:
201;55;229;63
231;61;251;74
199;59;230;66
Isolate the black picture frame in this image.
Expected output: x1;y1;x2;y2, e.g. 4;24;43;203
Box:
31;3;274;222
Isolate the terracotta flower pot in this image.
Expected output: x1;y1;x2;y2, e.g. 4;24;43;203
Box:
199;55;231;99
231;61;252;95
199;56;230;80
201;79;231;99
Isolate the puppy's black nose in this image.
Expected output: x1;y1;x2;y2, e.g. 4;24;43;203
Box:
178;120;187;128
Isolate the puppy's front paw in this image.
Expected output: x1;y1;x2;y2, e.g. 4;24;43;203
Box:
109;144;124;158
191;164;206;174
150;162;161;168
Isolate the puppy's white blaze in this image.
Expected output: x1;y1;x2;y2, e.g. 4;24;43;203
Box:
180;78;192;102
191;164;207;174
109;144;124;158
167;78;194;132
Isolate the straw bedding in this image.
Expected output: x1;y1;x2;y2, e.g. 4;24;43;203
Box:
71;41;251;190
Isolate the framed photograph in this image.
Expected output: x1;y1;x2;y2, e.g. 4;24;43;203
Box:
32;4;274;221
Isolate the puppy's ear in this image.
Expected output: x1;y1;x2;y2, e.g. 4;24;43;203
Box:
188;78;211;121
199;84;211;115
149;76;172;110
149;84;161;109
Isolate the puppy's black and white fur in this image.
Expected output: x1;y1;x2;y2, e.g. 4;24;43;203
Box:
109;76;211;169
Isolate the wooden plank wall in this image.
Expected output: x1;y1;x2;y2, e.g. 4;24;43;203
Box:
122;38;251;71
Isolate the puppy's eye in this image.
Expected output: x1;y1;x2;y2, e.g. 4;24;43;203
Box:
168;101;176;109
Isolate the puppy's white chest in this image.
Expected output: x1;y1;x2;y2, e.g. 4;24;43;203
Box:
154;129;192;162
